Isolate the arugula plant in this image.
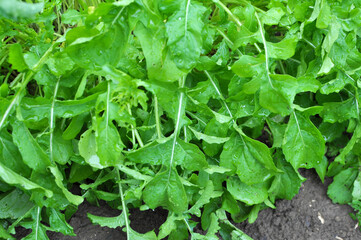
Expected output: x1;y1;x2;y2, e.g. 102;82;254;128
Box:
0;0;361;239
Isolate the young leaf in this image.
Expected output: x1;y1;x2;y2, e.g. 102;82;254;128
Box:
48;166;84;206
220;133;278;185
0;130;31;176
165;0;207;70
134;18;184;82
88;212;126;228
282;111;325;169
188;181;220;217
8;43;28;71
0;188;34;219
127;137;208;171
227;176;268;205
12;121;52;173
143;169;188;213
268;153;305;201
327;168;358;204
49;208;75;236
188;126;230;144
0;162;52;198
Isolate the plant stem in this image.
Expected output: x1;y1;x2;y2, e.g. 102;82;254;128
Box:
154;95;162;139
116;168;130;240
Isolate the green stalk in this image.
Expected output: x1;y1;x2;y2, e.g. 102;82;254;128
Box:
213;0;243;28
50;78;61;164
255;12;274;88
116;168;130;239
168;76;186;179
154;95;162;139
127;104;144;148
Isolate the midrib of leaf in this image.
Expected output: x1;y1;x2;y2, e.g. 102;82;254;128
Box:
184;0;191;34
185;110;207;126
0;95;18;130
168;76;186;180
116;168;130;239
204;70;235;124
50;78;60;163
154;95;163;138
255;12;274;89
111;6;125;26
106;81;110;138
0;137;17;161
35;206;41;240
345;73;360;118
292;111;305;146
183;218;194;238
214;0;243;28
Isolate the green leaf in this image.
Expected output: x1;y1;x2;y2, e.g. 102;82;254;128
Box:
0;162;52;198
282;111;325;169
260;74;320;115
188;126;230;144
8;43;28;71
231;54;265;78
37;129;73;165
46;52;75;76
79;129;103;169
143;169;188;213
66;22;128;69
134;19;184;82
320;71;353;94
129;229;157;240
49;166;84;206
267;36;298;60
19;94;99;123
320;98;359;123
22;207;49;240
0;224;13;239
158;214;184;239
69;163;94;183
127;137;208;171
62;113;87;140
202;118;229;156
316;0;331;29
12;121;51;173
0;189;34;219
268;153;305;201
352;173;361;201
88;212;126;228
266;119;286;148
95;117;124;167
0;0;44;20
165;0;207;70
49;208;75;236
261;7;285;25
334;124;361;164
0;130;31;176
327;168;358;204
62;9;83;25
188;181;220;217
220;133;278;185
227;176;268;205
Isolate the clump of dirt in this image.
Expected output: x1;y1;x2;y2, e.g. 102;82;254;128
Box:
237;169;361;240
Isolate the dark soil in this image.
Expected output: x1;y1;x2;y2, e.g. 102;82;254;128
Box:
237;169;361;240
18;169;361;240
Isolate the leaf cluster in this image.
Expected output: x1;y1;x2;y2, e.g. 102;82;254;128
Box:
0;0;361;239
